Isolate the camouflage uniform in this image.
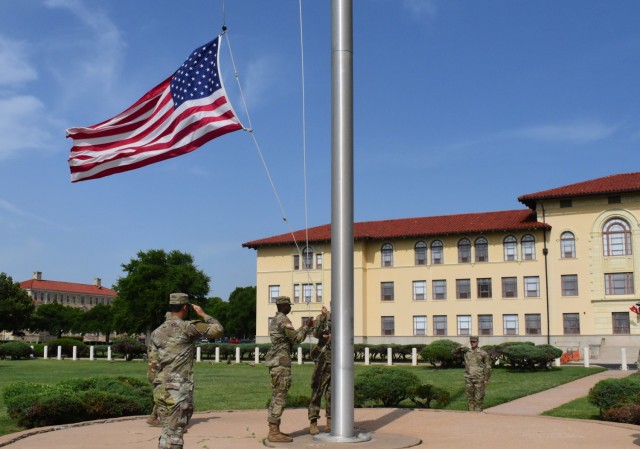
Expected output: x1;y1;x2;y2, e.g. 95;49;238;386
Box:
265;307;310;425
463;338;492;411
148;295;223;449
308;311;331;422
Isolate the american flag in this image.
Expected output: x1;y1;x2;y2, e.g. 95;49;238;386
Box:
67;35;243;182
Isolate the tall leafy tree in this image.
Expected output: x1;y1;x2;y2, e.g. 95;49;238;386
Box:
82;304;115;343
0;272;35;335
203;296;229;330
113;249;210;339
224;286;256;339
29;302;83;338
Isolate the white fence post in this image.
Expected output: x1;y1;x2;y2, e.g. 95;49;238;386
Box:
254;347;260;364
298;347;303;365
412;347;417;366
554;357;561;367
235;346;241;364
107;346;112;361
621;348;628;371
90;346;94;361
57;346;62;360
387;347;393;366
364;347;370;365
215;347;220;363
196;346;201;362
72;346;77;361
44;346;48;360
583;346;590;368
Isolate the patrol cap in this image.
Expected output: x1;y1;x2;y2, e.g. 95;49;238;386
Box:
469;336;479;343
275;296;292;305
169;293;190;305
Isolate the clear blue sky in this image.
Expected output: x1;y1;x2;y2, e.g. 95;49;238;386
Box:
1;0;638;299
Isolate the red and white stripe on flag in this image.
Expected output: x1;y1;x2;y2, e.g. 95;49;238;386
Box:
67;36;243;182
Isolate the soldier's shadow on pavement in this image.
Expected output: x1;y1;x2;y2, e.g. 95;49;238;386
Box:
354;409;413;432
632;433;640;446
189;416;220;426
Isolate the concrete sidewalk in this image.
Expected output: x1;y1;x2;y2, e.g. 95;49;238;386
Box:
0;368;638;449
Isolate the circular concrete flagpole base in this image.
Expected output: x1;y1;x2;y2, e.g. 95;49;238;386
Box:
263;431;420;448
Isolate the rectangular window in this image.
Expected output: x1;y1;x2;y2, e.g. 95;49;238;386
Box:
293;254;300;270
381;316;395;336
433;280;447;300
413;315;427;336
303;283;313;303
612;312;630;334
456;279;471;299
381;282;395;301
525;314;541;335
477;278;492;298
457;315;472;336
269;285;280;303
315;253;323;270
293;284;300;303
433;315;447;336
478;315;493;335
561;275;578;296
300;316;313;327
503;314;519;335
604;273;634;295
502;277;518;298
316;283;323;303
413;280;427;301
524;276;540;297
563;313;580;334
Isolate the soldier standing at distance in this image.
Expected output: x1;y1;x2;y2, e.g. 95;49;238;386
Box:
147;293;224;449
463;336;492;411
265;296;314;443
308;305;331;435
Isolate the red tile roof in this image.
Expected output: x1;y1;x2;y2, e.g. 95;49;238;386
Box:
20;279;117;297
243;209;548;249
518;172;640;208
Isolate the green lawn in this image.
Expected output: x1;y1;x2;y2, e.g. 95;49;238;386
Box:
0;359;605;436
542;397;601;420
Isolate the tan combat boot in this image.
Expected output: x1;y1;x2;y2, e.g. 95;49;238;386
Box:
325;417;331;433
146;415;162;427
309;419;319;435
268;423;293;443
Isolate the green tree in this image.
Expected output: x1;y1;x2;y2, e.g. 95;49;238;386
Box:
0;272;35;335
29;303;84;339
81;304;115;343
112;249;210;339
203;296;229;332
224;287;256;339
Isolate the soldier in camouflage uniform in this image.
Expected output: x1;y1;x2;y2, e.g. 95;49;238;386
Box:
265;296;314;443
147;293;224;449
463;336;492;411
308;306;331;435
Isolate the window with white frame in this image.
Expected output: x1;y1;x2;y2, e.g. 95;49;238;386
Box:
458;238;471;263
478;315;493;335
381;316;395;336
433;280;447;300
561;275;578;296
381;243;394;267
431;240;444;264
612;312;630;334
477;278;492;298
475;237;488;262
269;285;280;303
316;253;323;270
504;236;517;261
524;276;540;297
522;235;536;260
381;282;395;301
415;241;427;265
303;247;314;269
413;315;427;336
413;280;427;300
316;283;323;302
293;254;300;270
560;231;576;258
293;284;300;303
502;277;517;298
525;314;541;335
303;283;314;303
457;315;472;336
603;218;632;256
503;314;519;335
433;315;447;336
605;273;634;295
456;279;471;299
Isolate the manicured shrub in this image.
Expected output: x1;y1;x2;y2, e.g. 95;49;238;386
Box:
44;338;89;357
81;390;148;419
111;336;146;361
0;342;33;360
588;377;640;413
499;344;562;370
354;367;421;407
408;383;451;409
93;345;110;357
420;340;464;368
602;404;640;425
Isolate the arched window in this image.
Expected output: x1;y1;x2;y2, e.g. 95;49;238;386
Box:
431;240;444;264
504;236;517;261
458;238;471;263
603;218;632;256
381;243;394;267
302;246;314;269
475;237;488;262
561;231;576;258
415;241;427;265
522;235;536;260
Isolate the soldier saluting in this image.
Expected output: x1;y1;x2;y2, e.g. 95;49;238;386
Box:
265;296;314;443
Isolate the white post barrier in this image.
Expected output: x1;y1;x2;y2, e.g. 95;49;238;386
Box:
583;346;590;368
44;346;48;360
364;347;370;365
387;347;393;366
215;347;220;363
235;346;241;364
255;347;260;364
621;348;628;371
412;347;417;366
298;347;303;365
196;346;201;362
90;346;94;361
554;357;561;367
57;346;62;360
107;346;112;361
72;346;77;361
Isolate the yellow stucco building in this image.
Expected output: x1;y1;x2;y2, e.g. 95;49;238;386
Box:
243;173;640;357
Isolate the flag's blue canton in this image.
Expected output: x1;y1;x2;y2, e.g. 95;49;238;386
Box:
170;37;221;109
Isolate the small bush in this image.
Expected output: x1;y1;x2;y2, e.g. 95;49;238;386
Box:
420;340;464;368
111;336;146;361
499;344;562;370
589;377;640;413
354;367;421;407
408;383;451;409
0;342;33;360
602;404;640;425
